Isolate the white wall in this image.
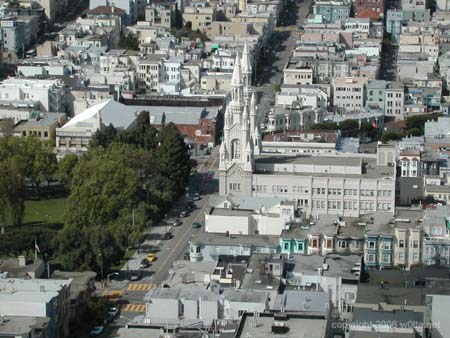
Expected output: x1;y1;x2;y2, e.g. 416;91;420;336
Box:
205;214;251;235
0;300;47;317
147;298;179;319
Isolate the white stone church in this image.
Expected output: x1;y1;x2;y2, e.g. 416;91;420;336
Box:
219;45;396;218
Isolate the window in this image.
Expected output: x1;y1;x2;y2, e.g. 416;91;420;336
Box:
231;139;240;159
366;253;376;262
382;254;391;263
382;241;391;250
398;252;404;260
326;239;333;248
367;241;376;249
284;242;289;250
297;242;304;251
413;240;419;249
311;239;318;248
338;240;347;249
399;240;405;248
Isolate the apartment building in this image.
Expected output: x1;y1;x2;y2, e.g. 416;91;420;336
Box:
145;2;176;28
89;0;137;24
137;55;163;93
332;77;367;112
422;205;450;266
394;209;422;270
386;9;404;45
365;80;386;113
182;5;215;30
0;78;65;113
384;81;404;118
283;62;314;86
313;0;350;24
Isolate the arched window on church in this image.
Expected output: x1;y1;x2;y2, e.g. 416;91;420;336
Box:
231;139;241;160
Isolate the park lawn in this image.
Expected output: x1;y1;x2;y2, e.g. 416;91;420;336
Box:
23;197;68;230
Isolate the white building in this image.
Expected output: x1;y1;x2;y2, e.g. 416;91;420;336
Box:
384;81;405;118
0;78;65;112
332;77;367;112
55;100;139;158
205;195;298;236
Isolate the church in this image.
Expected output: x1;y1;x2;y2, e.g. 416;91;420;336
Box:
218;45;396;218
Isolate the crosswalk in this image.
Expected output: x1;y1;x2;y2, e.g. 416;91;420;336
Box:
127;283;157;291
121;303;146;313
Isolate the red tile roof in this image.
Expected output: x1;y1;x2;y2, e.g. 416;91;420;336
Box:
356;9;381;20
88;6;125;15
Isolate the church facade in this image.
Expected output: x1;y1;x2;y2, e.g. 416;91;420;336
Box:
218;46;396;218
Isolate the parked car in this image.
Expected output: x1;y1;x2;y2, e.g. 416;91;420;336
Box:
180;211;189;218
161;232;173;240
147;253;157;262
192;222;202;229
90;326;104;337
140;258;150;269
107;307;119;322
129;270;142;281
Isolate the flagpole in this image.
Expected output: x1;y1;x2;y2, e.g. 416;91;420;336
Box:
34;238;37;262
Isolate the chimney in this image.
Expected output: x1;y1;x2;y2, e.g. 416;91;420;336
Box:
18;256;27;267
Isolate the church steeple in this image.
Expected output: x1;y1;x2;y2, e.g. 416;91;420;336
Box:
241;42;252;87
230;52;244;125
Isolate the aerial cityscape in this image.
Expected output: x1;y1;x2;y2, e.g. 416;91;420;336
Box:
0;0;450;336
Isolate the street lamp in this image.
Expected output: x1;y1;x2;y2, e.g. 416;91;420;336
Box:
107;272;119;302
98;253;103;286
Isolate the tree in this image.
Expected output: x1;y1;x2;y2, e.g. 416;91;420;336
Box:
56;154;79;191
155;122;192;195
380;130;402;143
118;32;139;51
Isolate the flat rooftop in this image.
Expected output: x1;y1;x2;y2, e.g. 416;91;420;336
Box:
190;231;279;247
240;254;282;291
0;316;49;336
238;314;327;338
254;155;394;179
0;258;45;278
323;254;362;279
210;208;253;217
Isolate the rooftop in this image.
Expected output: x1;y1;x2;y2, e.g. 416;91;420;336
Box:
323;254;362;279
240;253;283;291
222;289;269;303
0;316;49;336
0;258;45;278
351;308;423;327
51;270;96;301
190;231;279;247
238;314;327;338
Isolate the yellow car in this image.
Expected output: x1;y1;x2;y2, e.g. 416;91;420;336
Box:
147;253;157;262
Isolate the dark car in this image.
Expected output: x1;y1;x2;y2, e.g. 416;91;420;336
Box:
140;258;150;269
161;232;173;240
192;222;202;229
129;270;142;281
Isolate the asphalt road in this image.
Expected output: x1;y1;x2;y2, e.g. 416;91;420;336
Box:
256;0;314;126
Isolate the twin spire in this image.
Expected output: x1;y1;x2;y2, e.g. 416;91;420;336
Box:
231;42;252;87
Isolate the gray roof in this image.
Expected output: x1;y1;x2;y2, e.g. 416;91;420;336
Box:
210;208;253;217
209;194;288;211
127;105;219;125
51;270;96;301
282;290;329;314
190;232;279;247
20;113;65;127
349;332;416;338
323;254;362;279
351;308;423;326
145;287;219;302
0;258;45;278
222;289;269;303
0;316;49;336
240;253;282;291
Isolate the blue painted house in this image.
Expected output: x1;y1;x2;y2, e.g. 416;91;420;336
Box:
364;214;395;269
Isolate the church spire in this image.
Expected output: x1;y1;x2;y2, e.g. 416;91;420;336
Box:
250;91;257;133
231;53;242;87
241;42;252;82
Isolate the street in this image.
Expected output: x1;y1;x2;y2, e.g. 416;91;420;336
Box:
256;0;314;125
86;150;221;336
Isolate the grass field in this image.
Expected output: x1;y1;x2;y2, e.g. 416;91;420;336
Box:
23;197;68;230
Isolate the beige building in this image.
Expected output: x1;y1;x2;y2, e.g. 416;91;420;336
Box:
384;81;404;118
201;72;232;92
145;3;176;28
137;55;163;93
393;208;422;270
182;5;215;30
205;21;250;40
14;112;66;141
283;63;314;86
332;77;367;112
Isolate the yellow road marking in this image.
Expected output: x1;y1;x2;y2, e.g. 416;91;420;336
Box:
101;290;123;298
208;157;217;172
127;283;157;291
197;158;208;172
120;303;146;313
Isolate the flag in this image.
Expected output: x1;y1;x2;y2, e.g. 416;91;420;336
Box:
35;239;40;254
